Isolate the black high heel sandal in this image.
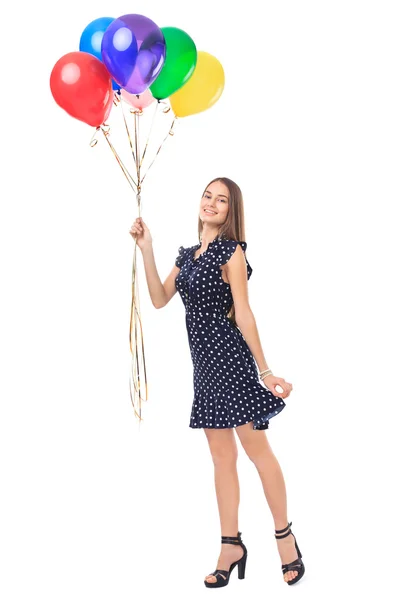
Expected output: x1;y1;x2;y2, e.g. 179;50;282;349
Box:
274;521;305;585
204;531;248;588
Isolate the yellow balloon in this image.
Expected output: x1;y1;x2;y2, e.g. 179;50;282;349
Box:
169;51;225;117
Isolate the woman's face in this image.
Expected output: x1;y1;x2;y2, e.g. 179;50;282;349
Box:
199;180;230;228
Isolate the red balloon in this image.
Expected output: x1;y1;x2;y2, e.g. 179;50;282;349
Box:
50;51;114;127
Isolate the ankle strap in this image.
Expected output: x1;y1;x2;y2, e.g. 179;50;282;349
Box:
221;531;242;544
274;521;292;539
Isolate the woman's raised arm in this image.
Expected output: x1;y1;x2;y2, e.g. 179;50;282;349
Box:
129;217;179;309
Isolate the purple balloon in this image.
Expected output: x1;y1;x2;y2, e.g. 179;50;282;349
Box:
101;14;166;94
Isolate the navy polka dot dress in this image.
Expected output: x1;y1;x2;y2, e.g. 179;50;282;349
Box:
175;237;286;430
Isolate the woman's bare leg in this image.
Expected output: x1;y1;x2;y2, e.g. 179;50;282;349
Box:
235;421;300;583
203;427;245;584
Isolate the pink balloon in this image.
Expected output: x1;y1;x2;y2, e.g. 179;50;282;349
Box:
121;88;155;109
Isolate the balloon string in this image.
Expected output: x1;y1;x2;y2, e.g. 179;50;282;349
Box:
99;126;139;194
129;286;147;415
90;125;147;426
100;123;147;424
129;116;145;425
140;117;178;185
128;105;172;422
129;197;148;423
129;237;142;420
139;101;160;169
89;128;99;148
135;111;141;187
118;93;137;168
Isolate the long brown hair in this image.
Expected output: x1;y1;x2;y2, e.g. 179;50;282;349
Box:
197;177;248;324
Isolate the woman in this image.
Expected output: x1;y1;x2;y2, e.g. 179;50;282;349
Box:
129;177;305;587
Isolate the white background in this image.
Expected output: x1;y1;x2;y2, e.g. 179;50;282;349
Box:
1;1;406;598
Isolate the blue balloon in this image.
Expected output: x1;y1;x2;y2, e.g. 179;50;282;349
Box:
79;17;120;91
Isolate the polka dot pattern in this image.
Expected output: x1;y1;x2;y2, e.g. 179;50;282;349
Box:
175;237;286;430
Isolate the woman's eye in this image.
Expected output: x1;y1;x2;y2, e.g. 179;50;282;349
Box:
203;194;226;202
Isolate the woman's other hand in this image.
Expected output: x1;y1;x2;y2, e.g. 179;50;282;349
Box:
262;375;293;399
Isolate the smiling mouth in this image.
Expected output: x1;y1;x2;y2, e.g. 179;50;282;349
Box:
204;209;217;215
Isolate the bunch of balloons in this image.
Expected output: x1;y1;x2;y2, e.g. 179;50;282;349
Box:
49;14;225;425
50;13;225;127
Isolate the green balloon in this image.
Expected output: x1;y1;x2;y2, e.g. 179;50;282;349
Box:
150;27;197;100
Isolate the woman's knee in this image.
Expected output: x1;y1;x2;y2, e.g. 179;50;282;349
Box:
211;447;238;466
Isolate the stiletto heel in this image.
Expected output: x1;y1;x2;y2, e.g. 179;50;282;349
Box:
204;531;248;588
274;521;305;585
237;552;247;579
